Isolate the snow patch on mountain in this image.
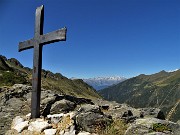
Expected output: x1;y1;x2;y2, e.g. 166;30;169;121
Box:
82;76;127;90
167;69;179;73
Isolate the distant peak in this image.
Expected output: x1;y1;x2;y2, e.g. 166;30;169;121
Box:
8;58;24;68
160;70;167;73
85;76;126;80
167;69;179;73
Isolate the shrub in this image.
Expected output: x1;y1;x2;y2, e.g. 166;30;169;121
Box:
0;71;27;86
100;119;128;135
152;123;171;132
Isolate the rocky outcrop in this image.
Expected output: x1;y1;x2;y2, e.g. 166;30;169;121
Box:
0;84;108;135
7;58;24;68
125;118;180;135
0;55;11;71
1;84;180;135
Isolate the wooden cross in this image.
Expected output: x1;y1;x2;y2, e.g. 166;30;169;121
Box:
19;5;67;118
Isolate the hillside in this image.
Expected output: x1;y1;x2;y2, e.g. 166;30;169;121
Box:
0;55;101;99
82;76;126;90
99;70;180;122
2;84;180;135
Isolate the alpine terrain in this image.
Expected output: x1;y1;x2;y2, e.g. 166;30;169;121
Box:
1;54;180;135
99;70;180;122
83;76;126;90
0;54;101;99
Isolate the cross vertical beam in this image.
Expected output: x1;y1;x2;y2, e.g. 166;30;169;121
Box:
18;5;67;118
31;5;44;118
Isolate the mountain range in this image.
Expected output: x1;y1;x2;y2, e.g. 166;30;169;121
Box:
0;54;101;99
82;76;126;90
1;54;180;122
99;70;180;122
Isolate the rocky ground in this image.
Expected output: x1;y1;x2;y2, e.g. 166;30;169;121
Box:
1;84;180;135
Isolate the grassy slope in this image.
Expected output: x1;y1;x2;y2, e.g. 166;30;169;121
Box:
0;55;101;99
99;70;180;122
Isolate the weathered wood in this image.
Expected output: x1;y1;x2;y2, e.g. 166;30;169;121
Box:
18;5;67;118
18;28;66;52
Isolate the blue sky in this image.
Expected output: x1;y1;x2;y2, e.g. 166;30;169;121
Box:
0;0;180;78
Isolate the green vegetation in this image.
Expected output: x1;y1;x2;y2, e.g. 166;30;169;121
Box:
99;70;180;122
100;119;128;135
0;71;27;86
0;55;101;99
152;123;171;132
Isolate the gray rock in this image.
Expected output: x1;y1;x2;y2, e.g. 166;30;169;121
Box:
140;108;165;120
125;124;150;135
50;99;76;114
144;132;168;135
76;112;112;133
78;104;101;113
125;118;180;135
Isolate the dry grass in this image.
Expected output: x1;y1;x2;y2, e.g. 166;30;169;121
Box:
99;119;128;135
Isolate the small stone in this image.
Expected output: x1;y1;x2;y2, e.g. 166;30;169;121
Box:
59;130;65;135
28;119;51;132
13;121;29;133
47;113;64;124
69;125;75;132
5;129;18;135
64;130;75;135
66;112;77;119
11;116;24;129
77;131;91;135
44;129;57;135
26;113;31;118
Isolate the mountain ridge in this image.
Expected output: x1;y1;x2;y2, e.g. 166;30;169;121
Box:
82;76;126;90
0;54;101;99
99;70;180;122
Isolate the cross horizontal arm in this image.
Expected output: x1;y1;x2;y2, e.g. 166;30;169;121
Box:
40;27;67;45
19;39;34;52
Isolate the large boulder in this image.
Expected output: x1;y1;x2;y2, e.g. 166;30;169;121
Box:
125;118;180;135
76;112;112;133
78;104;101;113
139;108;165;120
50;99;76;114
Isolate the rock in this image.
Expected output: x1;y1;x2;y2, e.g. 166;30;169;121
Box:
125;118;180;135
177;120;180;125
76;112;112;133
140;108;165;120
59;130;65;135
21;130;37;135
44;129;57;135
7;58;24;68
28;119;51;132
144;132;168;135
77;131;91;135
5;129;18;135
63;125;75;135
51;99;76;114
41;96;56;106
121;110;137;123
66;111;78;119
69;125;75;133
6;98;24;112
125;124;150;135
47;113;64;124
78;104;101;113
26;113;31;119
11;116;24;129
77;131;98;135
13;121;29;133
